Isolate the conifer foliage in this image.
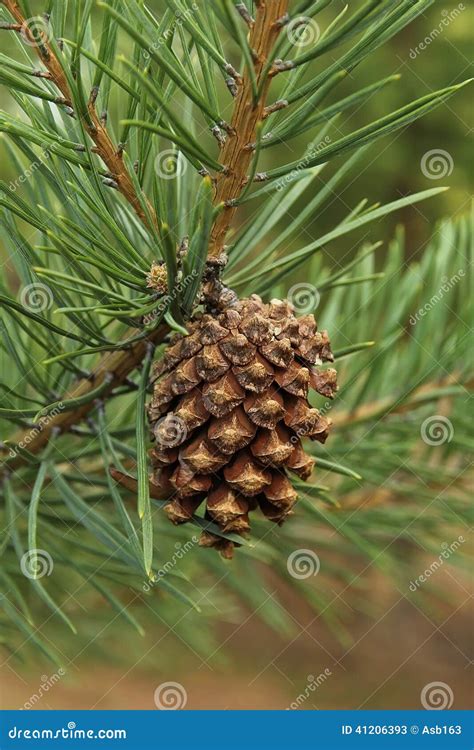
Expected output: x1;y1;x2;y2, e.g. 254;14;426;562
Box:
0;0;471;661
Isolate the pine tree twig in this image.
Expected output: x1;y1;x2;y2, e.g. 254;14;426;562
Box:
332;374;473;428
1;324;167;471
341;472;469;513
236;3;255;28
109;468;165;500
0;0;157;231
208;0;289;257
0;1;288;471
0;0;169;472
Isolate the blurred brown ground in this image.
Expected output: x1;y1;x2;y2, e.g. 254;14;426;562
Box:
1;564;472;710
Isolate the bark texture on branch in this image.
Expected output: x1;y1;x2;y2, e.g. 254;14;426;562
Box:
2;324;168;470
209;0;289;257
1;0;157;229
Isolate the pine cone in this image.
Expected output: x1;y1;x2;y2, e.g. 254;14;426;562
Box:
148;295;337;558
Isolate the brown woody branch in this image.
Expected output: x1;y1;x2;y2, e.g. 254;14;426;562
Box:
332;374;473;429
1;2;470;478
2;324;168;471
209;0;289;257
1;0;157;230
0;0;166;470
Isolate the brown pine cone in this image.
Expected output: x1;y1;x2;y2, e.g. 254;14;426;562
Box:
148;295;337;558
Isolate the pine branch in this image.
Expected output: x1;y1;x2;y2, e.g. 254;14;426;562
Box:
0;0;157;230
2;323;167;470
0;0;167;469
333;374;474;429
0;1;471;661
0;1;292;467
1;213;471;662
209;0;289;256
